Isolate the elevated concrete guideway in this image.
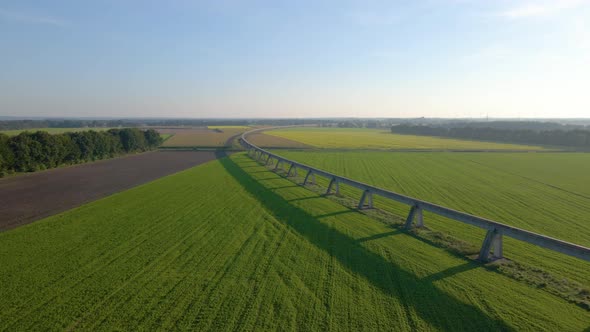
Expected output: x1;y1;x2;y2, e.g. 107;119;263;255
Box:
241;126;590;263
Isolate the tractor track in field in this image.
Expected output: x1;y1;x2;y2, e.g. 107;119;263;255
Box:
0;150;222;232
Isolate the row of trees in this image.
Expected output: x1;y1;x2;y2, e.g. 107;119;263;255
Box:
391;125;590;148
426;120;587;131
0;118;311;130
0;120;135;131
0;128;162;176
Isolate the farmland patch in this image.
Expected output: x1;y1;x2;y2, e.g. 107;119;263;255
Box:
0;151;219;231
271;150;590;287
247;133;312;149
0;153;588;330
161;128;246;148
266;127;547;151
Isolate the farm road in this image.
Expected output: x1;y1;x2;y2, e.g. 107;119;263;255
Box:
0;151;219;231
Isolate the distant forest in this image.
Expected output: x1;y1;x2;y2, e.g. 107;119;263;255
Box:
0;119;314;130
0;128;162;176
419;120;588;131
391;123;590;148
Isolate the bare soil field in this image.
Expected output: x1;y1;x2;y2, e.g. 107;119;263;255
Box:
161;128;247;147
0;151;219;231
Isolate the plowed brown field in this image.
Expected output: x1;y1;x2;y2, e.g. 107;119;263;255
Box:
0;151;218;231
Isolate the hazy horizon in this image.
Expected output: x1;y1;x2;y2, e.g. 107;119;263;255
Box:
1;1;589;119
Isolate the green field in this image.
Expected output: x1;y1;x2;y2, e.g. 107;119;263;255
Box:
1;154;588;330
159;133;173;141
271;151;590;286
247;132;312;148
265;127;547;151
0;127;114;136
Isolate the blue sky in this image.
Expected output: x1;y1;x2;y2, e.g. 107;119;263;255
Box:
1;0;589;118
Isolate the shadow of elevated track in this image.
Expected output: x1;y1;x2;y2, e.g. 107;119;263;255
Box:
216;151;512;331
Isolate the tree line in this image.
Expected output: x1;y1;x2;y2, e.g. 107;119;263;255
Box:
0;120;133;131
391;124;590;148
421;120;587;131
0;128;162;176
0;118;314;130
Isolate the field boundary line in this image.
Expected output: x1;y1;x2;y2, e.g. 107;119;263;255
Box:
240;126;590;263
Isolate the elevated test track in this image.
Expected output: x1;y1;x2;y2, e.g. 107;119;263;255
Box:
241;126;590;264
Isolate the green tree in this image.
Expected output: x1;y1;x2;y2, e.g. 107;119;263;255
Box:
31;131;62;168
0;133;15;176
118;128;147;152
9;133;43;172
143;129;163;147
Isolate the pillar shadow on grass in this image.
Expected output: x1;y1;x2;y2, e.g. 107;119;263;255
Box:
287;196;323;203
216;152;514;331
356;230;403;243
421;262;477;283
314;209;356;219
266;185;300;190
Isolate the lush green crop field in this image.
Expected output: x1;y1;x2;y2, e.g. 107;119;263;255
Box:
0;127;113;136
247;132;312;148
470;153;590;197
1;154;588;330
159;133;173;141
161;128;245;147
272;151;590;286
266;127;547;151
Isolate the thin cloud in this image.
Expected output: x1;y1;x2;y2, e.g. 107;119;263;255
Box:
367;50;403;59
462;44;515;61
498;0;589;19
347;11;401;26
0;8;68;26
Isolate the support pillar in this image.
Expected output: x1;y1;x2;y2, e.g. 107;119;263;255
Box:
274;159;282;171
287;163;295;176
404;205;424;229
358;190;373;209
478;229;504;262
266;154;272;165
303;170;314;185
326;177;340;195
